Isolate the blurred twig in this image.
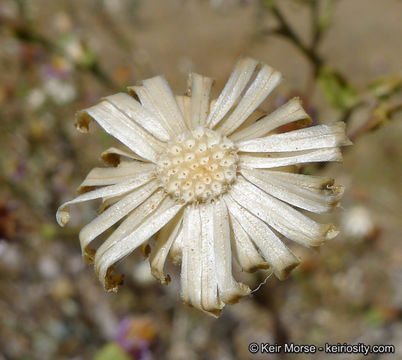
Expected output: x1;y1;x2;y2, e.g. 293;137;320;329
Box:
259;0;360;117
1;16;117;89
349;101;402;142
261;0;323;75
259;0;402;149
310;0;321;51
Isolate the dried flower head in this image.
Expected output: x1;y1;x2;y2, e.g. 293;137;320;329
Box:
57;58;351;316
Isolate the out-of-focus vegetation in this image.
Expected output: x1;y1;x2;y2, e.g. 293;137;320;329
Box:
0;0;401;359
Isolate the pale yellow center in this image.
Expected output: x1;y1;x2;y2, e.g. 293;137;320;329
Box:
157;127;238;203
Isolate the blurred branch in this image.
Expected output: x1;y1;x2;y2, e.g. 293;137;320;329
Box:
260;0;360;118
258;0;402;173
349;101;402;142
1;16;117;89
310;0;321;51
261;0;323;74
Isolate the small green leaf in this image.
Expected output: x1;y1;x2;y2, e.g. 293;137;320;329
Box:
94;343;131;360
368;77;402;100
318;66;358;111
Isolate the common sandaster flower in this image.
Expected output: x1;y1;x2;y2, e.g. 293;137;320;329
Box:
57;58;351;316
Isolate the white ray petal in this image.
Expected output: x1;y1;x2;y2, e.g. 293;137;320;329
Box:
98;193;126;214
259;170;336;191
230;176;339;247
150;212;183;284
189;73;214;128
218;65;282;136
229;213;269;272
175;95;192;129
79;180;159;263
239;147;343;169
95;196;183;291
104;93;170;141
200;204;224;316
76;101;165;162
237;122;352;152
206;57;258;129
180;205;202;309
56;171;155;227
129;85;179;138
231;108;267;134
241;168;344;213
212;198;250;304
225;194;300;280
94;189;166;262
101;147;146;166
77;162;155;193
229;97;311;142
141;76;187;134
169;225;184;265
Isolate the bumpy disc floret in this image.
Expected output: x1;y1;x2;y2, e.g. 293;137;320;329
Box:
157;127;239;203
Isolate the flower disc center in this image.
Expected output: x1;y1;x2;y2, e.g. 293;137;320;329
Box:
157;127;238;203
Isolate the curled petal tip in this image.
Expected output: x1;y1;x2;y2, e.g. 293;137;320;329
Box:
104;267;125;293
275;258;301;280
326;225;339;240
75;111;92;133
56;209;70;227
202;307;223;318
151;267;171;285
223;283;252;305
83;247;96;265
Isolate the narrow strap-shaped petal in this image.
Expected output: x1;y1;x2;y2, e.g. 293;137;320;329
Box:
149;212;183;284
212;198;250;304
101;147;146;166
180;205;202;309
175;95;192;129
77;162;156;193
199;203;224;316
230;108;267;135
104;93;170;142
76;101;165;163
229;213;269;272
257;170;335;192
129;85;179;138
229;97;311;142
169;224;183;265
241;168;344;213
206;57;258;129
140;76;187;134
56;172;155;226
189;73;214;128
225;194;300;280
217;65;282;136
237;122;351;153
98;193;126;214
239;147;343;169
96;189;166;259
230;176;339;246
79;180;159;264
95;196;183;292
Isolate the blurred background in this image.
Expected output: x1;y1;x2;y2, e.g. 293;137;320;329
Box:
0;0;401;359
